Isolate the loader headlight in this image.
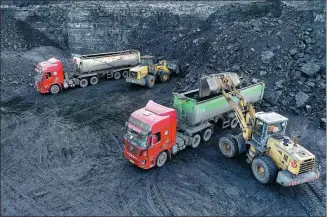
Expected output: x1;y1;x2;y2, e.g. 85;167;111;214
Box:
291;160;297;168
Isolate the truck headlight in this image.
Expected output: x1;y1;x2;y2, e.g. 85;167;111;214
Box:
141;160;146;165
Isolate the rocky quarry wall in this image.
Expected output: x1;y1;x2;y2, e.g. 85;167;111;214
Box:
1;0;326;125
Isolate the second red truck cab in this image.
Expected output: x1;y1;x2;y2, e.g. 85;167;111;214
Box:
123;100;177;169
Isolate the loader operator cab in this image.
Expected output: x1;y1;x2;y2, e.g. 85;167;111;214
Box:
140;55;158;73
252;112;288;144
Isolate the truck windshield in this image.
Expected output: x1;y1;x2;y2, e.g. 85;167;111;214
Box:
125;127;148;148
34;66;43;81
125;116;150;148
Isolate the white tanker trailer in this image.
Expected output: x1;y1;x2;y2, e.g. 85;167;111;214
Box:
34;50;141;94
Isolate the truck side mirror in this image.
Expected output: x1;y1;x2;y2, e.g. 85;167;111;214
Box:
147;136;152;147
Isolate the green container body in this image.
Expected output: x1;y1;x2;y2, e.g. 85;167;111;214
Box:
173;82;265;126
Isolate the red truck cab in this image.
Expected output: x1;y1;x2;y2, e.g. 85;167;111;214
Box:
123;100;177;169
34;58;65;94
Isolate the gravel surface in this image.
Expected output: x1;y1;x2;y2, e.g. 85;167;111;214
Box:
1;0;326;216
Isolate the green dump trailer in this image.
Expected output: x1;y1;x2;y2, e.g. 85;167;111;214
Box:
172;82;265;137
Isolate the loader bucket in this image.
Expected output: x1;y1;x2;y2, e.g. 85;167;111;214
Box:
199;72;241;98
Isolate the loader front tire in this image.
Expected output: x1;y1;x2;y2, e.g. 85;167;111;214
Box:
159;71;169;83
145;75;155;88
218;134;239;158
251;156;278;184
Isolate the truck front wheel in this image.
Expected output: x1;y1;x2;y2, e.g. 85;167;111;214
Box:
79;79;88;88
50;84;60;94
218;134;239;158
156;151;168;168
251;156;278;184
145;75;155;88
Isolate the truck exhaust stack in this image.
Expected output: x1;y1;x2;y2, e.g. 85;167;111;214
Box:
199;72;241;98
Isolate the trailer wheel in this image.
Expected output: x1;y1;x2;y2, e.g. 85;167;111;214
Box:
202;128;212;142
191;134;201;148
251;156;278;184
90;76;98;85
122;71;129;78
156;151;168;168
145;75;155;88
114;72;121;80
230;117;239;129
79;78;88;88
159;71;169;83
218;134;239;158
50;84;60;94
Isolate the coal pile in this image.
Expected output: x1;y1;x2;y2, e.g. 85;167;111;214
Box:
172;1;326;120
1;11;60;51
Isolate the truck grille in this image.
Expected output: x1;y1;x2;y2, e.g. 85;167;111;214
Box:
129;71;137;79
125;142;139;156
299;158;315;174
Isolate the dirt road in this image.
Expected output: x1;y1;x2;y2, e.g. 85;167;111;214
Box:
1;74;325;216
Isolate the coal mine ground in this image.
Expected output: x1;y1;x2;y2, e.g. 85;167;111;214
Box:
1;0;326;216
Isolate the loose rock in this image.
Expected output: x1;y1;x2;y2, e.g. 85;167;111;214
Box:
295;91;310;107
301;62;321;77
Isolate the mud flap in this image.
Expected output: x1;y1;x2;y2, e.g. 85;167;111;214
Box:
276;170;320;187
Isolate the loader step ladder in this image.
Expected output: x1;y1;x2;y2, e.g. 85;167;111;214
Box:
222;120;230;129
246;146;256;163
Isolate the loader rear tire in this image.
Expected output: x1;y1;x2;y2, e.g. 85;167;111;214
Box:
79;79;88;88
145;75;155;88
159;71;169;83
218;134;239;158
50;84;60;94
251;156;278;184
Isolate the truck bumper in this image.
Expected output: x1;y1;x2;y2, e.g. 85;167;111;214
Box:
123;149;155;169
126;78;146;86
276;170;320;187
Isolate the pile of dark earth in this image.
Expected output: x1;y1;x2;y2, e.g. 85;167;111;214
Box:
1;0;326;216
171;1;326;128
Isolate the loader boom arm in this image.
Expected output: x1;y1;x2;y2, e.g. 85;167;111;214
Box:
215;75;256;141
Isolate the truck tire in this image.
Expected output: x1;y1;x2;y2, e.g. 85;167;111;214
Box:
50;84;60;94
79;78;88;88
202;128;212;142
251;156;278;184
218;134;239;158
230;117;239;129
122;71;129;78
145;75;155;88
156;151;168;168
159;71;169;83
114;72;121;80
191;134;201;148
90;76;99;85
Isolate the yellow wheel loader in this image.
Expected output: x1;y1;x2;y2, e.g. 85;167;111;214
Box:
126;55;181;88
201;73;320;186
